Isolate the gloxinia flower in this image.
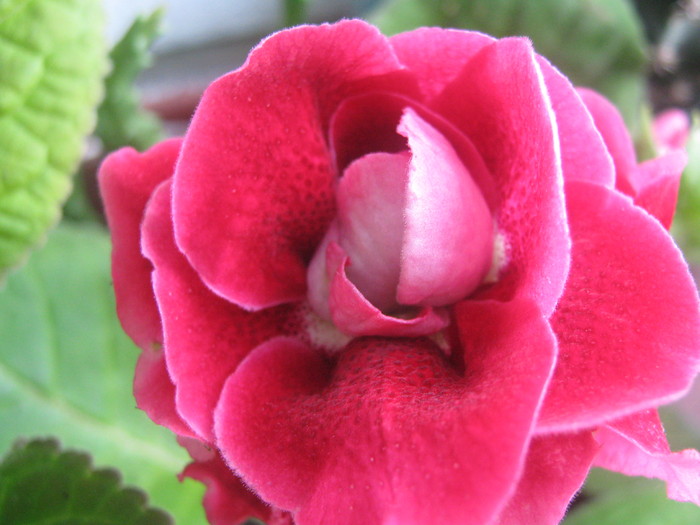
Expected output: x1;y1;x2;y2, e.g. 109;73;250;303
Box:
99;20;700;525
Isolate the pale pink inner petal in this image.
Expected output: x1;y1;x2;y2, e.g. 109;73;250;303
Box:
335;151;411;312
397;108;493;306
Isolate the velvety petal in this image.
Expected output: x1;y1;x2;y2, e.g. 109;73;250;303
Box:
98;138;181;349
141;180;302;441
632;150;686;229
496;432;597;525
178;437;276;525
216;299;556;525
133;346;195;438
397;108;493;306
594;410;700;504
173;20;418;311
539;181;700;432
577;88;638;195
390;27;494;102
433;38;569;315
537;58;615;188
327;241;449;337
653;109;690;152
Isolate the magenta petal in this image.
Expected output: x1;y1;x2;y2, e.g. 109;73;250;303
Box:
98;138;181;349
578;88;638;195
390;27;494;102
173;20;418;311
595;410;700;504
496;432;597;525
327;241;449;337
537;58;615;188
397;109;493;306
178;438;278;525
434;38;569;315
133;347;195;438
539;181;700;432
141;181;301;441
216;299;556;525
632;150;686;229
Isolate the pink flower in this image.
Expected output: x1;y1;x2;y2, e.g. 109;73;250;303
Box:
99;20;700;525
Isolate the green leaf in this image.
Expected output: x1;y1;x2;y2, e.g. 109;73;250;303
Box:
370;0;648;132
0;0;106;277
283;0;309;27
0;224;206;524
564;478;700;525
95;9;164;153
0;438;172;525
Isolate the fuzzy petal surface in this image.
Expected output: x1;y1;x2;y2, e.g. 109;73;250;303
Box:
433;37;568;315
173;20;418;311
98;138;181;349
539;181;700;432
632;150;686;229
578;88;638;195
141;181;302;441
216;299;556;525
594;409;700;504
496;432;597;525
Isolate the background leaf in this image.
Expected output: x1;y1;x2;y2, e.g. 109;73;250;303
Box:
0;224;206;524
95;8;164;154
0;0;106;276
564;476;700;524
370;0;647;132
0;438;172;525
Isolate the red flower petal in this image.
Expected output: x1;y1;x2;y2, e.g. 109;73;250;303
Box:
594;409;700;505
98;138;181;349
141;180;301;441
433;38;569;315
216;299;556;525
539;181;700;432
577;88;638;195
390;27;494;102
133;346;195;438
179;437;278;525
631;150;686;230
537;58;615;188
496;432;597;525
653;109;690;152
173;20;418;311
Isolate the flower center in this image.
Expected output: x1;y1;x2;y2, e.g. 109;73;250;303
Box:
307;108;494;335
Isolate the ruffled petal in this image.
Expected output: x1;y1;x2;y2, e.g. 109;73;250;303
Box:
173;20;418;311
496;432;597;525
577;88;638;195
594;409;700;505
539;181;700;432
133;346;195;438
433;37;569;315
537;58;615;188
390;27;494;102
631;150;686;230
141;180;302;441
216;299;556;525
178;437;278;525
98;138;181;349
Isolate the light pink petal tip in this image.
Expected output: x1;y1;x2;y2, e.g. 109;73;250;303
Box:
595;410;700;505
